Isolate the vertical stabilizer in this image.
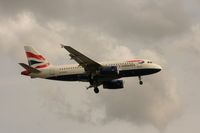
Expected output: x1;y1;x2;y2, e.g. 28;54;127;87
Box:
24;46;50;69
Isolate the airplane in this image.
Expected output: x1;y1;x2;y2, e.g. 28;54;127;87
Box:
19;45;162;93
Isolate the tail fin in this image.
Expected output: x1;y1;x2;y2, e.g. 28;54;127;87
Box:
24;46;50;69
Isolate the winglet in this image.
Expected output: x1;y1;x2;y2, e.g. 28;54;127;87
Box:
60;44;65;48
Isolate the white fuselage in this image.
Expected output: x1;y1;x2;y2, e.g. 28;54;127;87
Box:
27;59;162;81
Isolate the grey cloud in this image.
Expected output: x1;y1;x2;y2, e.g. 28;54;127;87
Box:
100;71;181;129
0;0;191;41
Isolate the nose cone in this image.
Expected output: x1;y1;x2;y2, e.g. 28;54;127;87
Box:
154;64;162;72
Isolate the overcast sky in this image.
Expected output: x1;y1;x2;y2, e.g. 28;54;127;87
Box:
0;0;200;133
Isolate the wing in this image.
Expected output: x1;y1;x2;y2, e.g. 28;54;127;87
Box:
61;44;102;72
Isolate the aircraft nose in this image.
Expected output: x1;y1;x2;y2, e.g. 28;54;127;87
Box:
155;64;162;72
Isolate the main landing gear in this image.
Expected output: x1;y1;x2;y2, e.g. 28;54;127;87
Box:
94;87;99;94
87;80;100;94
138;76;143;85
86;85;99;94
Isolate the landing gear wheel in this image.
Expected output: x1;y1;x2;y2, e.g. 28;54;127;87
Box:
138;76;143;85
94;87;99;94
139;80;143;85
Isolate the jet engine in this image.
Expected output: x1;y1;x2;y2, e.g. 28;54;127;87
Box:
103;80;124;89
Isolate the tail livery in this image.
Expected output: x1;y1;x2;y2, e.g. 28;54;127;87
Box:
24;46;50;69
19;46;50;76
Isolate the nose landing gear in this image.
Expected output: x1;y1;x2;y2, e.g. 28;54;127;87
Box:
138;76;143;85
139;80;143;85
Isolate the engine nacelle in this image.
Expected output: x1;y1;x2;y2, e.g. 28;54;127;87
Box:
103;80;124;89
99;66;119;75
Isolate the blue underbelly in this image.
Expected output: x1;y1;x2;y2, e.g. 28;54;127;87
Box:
46;68;160;81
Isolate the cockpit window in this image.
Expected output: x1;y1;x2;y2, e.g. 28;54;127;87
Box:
147;61;153;63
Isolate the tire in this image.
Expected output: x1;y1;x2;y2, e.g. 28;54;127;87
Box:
94;88;99;93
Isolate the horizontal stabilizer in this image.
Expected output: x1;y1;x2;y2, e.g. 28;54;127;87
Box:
19;63;41;73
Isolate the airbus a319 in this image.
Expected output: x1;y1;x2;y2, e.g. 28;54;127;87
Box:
19;45;162;93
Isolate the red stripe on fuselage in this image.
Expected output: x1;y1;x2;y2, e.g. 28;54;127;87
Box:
26;52;45;60
128;60;144;62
